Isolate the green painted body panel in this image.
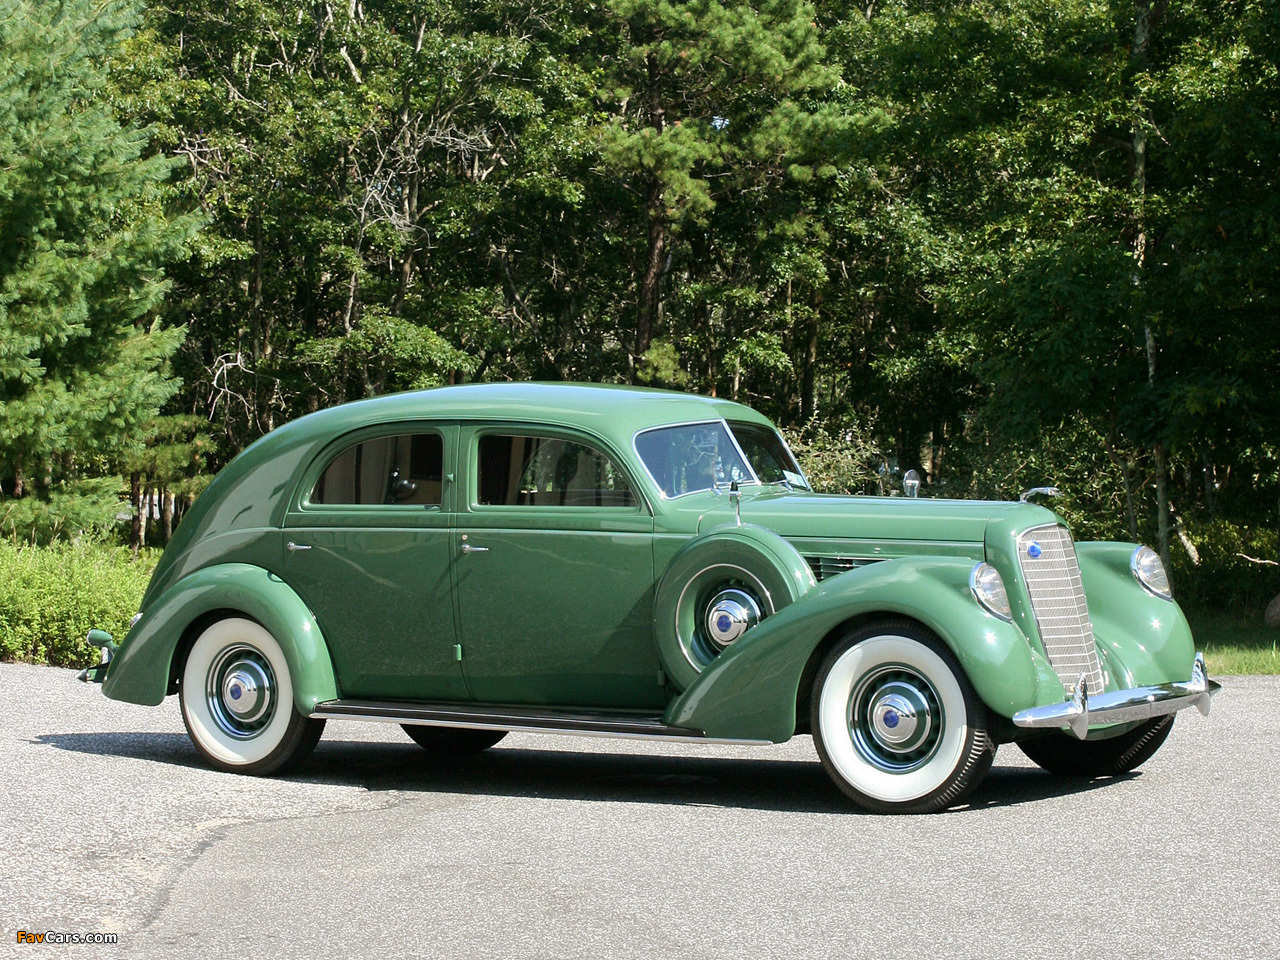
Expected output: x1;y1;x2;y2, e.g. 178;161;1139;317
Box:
1075;542;1195;687
280;421;465;701
451;420;664;708
102;563;339;712
102;382;1195;746
664;556;1059;742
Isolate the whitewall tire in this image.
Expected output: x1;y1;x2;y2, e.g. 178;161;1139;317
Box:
179;617;324;775
811;620;995;813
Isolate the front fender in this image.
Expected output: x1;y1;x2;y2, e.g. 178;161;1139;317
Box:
1076;542;1195;687
102;563;339;714
664;556;1062;742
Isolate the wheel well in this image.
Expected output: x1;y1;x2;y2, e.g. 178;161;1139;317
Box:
792;612;936;734
166;608;246;695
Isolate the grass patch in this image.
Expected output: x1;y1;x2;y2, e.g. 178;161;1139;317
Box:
1186;611;1280;676
0;541;158;667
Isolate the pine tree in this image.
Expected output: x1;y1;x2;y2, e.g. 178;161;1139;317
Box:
0;0;197;540
593;0;839;378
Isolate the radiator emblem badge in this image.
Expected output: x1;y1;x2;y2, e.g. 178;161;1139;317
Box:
1027;542;1043;559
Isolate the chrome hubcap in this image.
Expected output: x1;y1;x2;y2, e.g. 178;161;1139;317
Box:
206;644;277;740
848;667;942;773
704;588;761;649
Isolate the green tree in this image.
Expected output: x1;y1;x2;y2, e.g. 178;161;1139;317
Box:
0;0;197;540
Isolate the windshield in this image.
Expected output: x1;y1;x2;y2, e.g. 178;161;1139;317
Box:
634;422;754;498
727;421;809;489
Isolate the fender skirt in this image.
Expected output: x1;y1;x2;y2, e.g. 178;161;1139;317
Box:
101;563;339;714
663;556;1059;743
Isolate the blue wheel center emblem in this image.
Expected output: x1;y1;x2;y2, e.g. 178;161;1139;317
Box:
229;684;242;701
1027;542;1043;559
716;614;732;633
883;710;900;729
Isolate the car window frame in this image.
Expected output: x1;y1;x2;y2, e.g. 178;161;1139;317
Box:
462;422;652;517
289;421;457;519
725;419;812;490
631;419;762;501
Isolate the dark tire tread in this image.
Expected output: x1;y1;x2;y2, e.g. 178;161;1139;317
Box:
180;693;325;776
401;725;508;754
1017;715;1174;778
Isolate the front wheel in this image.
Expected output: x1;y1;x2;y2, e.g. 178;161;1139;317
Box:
180;617;324;775
810;620;995;814
1017;715;1174;778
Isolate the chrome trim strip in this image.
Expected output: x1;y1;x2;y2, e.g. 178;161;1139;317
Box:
310;700;771;745
1012;652;1221;739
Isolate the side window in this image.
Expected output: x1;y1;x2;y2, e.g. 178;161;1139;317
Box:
311;433;443;506
477;434;635;507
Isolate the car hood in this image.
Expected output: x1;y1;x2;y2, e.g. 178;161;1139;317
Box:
693;491;1061;544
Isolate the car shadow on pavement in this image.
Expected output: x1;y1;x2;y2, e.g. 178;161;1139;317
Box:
37;731;1127;814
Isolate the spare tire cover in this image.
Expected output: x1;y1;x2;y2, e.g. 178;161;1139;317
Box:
654;523;816;691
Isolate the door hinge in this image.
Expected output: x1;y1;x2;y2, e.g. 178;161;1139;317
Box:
454;644;463;662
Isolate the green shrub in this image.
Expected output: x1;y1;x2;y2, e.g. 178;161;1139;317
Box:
0;542;158;667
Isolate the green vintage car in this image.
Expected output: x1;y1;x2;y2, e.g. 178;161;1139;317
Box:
82;383;1219;812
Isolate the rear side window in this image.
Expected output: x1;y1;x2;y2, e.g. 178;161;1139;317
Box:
312;433;443;506
477;434;635;507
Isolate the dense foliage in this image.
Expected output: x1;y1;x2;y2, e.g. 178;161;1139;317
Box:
0;540;157;664
1;0;1277;611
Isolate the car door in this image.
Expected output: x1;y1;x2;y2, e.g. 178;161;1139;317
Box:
281;422;468;701
452;424;666;709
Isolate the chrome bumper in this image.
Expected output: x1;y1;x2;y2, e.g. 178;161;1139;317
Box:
1012;652;1221;739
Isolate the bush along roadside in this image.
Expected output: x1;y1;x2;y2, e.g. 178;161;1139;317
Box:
0;542;157;667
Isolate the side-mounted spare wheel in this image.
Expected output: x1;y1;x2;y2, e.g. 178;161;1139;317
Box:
179;617;325;775
811;619;996;814
654;524;815;690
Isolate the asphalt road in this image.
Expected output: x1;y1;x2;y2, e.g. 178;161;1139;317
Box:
3;662;1276;959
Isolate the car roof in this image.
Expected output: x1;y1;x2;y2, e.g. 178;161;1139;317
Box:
290;382;776;441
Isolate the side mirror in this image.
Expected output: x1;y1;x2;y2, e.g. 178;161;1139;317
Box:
903;469;921;498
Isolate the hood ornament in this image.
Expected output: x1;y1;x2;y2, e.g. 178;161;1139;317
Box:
1019;486;1061;503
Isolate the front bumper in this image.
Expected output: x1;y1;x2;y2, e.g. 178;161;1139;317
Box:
1012;652;1221;739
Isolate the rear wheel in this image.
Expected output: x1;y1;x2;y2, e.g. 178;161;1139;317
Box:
179;617;324;775
401;725;507;754
1018;716;1174;778
811;620;995;814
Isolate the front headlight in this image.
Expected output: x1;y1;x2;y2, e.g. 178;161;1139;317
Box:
1131;545;1172;599
970;562;1012;621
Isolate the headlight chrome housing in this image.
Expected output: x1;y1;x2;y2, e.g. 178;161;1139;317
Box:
1131;545;1172;600
970;562;1012;622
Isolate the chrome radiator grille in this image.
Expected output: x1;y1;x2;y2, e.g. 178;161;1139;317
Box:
1016;524;1105;694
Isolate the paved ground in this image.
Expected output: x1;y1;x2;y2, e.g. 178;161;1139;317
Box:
2;662;1275;959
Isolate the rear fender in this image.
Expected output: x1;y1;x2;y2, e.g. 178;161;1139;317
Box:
664;556;1060;742
102;563;339;714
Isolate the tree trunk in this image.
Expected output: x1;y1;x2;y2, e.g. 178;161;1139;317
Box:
129;471;142;556
636;177;665;376
800;287;820;424
1132;0;1170;572
634;53;666;381
162;489;174;543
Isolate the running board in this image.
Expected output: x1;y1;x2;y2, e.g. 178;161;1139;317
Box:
310;700;769;745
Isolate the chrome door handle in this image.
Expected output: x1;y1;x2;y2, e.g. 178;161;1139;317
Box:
286;541;312;552
460;543;489;554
